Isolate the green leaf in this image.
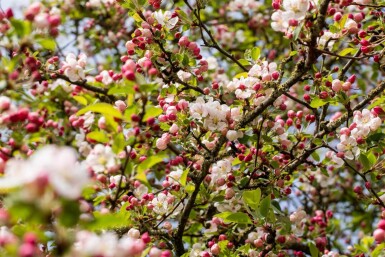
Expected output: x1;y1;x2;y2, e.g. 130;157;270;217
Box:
10;19;31;37
180;169;189;186
87;209;131;231
251;47;261;61
372;243;385;257
259;195;271;218
238;59;250;65
59;200;80;227
235;72;248;79
367;133;385;143
175;9;192;24
226;213;252;224
309;242;319;257
243;188;261;209
86;131;109;143
329;24;339;33
143;106;163;120
136;154;167;184
215;212;251;224
311;151;321;162
310;97;327;108
137;154;166;174
185;184;195;194
36;38;56;51
73;95;88;106
293;22;304;40
112;133;126;153
108;86;134;95
77;103;123;119
359;154;371;170
338;48;355;57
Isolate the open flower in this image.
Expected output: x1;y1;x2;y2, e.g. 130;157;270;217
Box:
153;10;178;30
337;135;360;160
62;53;87;82
85;144;119;173
0;145;89;199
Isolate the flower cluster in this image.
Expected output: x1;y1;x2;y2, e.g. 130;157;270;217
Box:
271;0;310;32
85;144;120;174
66;229;154;257
228;0;261;13
337;109;381;159
61;53;87;82
24;2;61;36
0;145;89;199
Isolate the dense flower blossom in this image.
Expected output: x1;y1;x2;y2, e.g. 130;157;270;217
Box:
66;229;147;257
1;0;385;256
228;0;261;12
0;146;89;199
271;0;310;32
336;109;381;159
61;53;87;82
153;10;179;30
150;192;183;217
337;135;360;160
85;144;119;173
318;31;338;50
189;97;230;131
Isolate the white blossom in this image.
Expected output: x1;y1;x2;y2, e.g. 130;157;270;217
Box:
85;144;119;173
0;145;89;199
62;53;87;82
153;10;179;29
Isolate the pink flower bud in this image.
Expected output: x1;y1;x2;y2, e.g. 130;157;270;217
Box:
332;79;342;92
169;123;179;134
374;229;385;243
211;244;220;255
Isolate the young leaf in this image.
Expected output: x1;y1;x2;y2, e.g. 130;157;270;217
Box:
259;195;271;218
77;103;123;119
309;242;319;257
243;188;261;209
86;131;109;143
251;47;261;61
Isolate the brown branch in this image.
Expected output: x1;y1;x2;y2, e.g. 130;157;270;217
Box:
183;0;248;72
55;74;109;95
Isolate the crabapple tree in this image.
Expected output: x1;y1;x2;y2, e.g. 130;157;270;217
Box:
1;0;385;256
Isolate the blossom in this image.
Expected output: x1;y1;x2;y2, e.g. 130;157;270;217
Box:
282;0;309;20
189;97;231;131
100;70;113;85
62;53;87;82
167;169;183;184
134;184;148;199
211;159;232;185
228;0;261;12
206;57;218;70
150;193;183;217
248;61;277;81
85;144;119;173
215;197;242;213
226;130;243;141
353;109;382;134
271;10;289;32
271;0;310;32
67;230;146;257
318;31;338;50
153;10;179;29
156;133;171;150
0;145;89;199
75;130;92;156
177;70;192;82
337;135;360;160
